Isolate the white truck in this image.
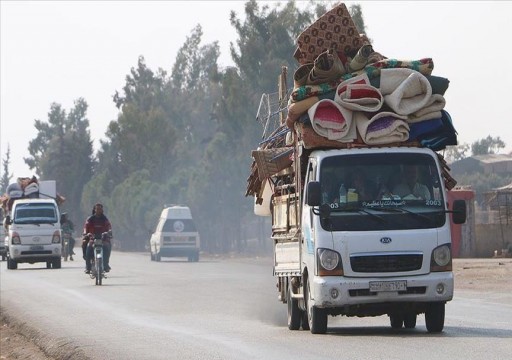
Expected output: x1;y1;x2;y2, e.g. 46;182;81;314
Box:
5;198;62;269
149;205;200;262
254;141;466;334
3;180;63;269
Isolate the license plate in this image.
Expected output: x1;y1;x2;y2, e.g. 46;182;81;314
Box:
369;280;407;292
30;245;44;251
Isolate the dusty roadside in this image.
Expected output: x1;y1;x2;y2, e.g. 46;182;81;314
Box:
1;257;511;360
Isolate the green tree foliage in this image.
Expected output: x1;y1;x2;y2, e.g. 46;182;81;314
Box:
1;145;13;194
471;136;506;155
25;99;94;219
444;144;470;163
108;56;177;182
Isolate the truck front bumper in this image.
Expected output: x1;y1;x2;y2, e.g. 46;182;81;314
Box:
311;272;453;309
9;245;61;263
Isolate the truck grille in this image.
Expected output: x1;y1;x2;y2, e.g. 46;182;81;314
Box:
350;254;423;273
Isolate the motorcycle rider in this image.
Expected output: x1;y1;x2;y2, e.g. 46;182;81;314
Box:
60;212;76;261
83;203;112;274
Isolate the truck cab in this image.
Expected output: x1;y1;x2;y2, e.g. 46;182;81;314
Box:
149;206;200;262
5;198;62;269
273;146;466;334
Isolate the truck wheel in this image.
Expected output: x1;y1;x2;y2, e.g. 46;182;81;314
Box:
301;311;310;331
287;283;301;330
390;314;403;329
404;313;417;329
155;252;161;262
7;257;17;270
53;258;62;269
305;277;327;334
425;302;445;333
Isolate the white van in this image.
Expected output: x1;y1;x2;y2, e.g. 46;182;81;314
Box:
149;206;200;262
5;198;62;269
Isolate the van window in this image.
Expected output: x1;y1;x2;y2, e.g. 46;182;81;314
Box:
14;203;58;224
162;219;197;233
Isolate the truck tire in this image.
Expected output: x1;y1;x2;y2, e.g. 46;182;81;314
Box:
287;283;301;330
301;311;310;331
53;258;62;269
404;313;417;329
389;314;403;329
7;257;17;270
305;277;327;334
425;302;445;333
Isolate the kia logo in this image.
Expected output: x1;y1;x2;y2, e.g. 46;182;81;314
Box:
380;237;392;244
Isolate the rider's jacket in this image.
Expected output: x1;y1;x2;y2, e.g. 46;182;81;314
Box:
84;214;112;240
61;221;74;235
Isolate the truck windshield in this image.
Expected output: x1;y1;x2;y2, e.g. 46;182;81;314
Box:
14;203;58;224
318;152;446;231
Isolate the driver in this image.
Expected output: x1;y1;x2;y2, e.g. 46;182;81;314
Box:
392;165;431;200
83;203;112;273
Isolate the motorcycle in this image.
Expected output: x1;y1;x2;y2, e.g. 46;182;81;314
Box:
62;232;73;261
86;232;111;285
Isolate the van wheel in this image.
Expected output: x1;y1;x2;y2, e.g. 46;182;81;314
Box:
53;258;61;269
7;257;17;270
1;254;6;261
155;252;161;262
46;262;52;269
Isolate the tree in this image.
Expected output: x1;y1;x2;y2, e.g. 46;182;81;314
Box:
471;136;506;156
444;144;470;163
25;98;94;219
0;145;13;194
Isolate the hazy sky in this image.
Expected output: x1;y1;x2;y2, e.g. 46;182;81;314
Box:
1;1;512;180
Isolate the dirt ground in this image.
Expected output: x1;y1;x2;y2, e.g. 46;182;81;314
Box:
1;258;511;360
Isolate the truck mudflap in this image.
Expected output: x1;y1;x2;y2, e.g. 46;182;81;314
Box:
310;272;453;313
273;238;301;276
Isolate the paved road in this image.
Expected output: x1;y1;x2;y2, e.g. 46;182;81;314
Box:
1;253;511;360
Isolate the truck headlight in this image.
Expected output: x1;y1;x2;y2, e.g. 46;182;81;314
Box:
431;244;451;272
317;248;343;276
52;231;61;244
11;232;21;245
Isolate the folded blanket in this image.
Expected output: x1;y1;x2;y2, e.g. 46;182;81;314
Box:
308;99;356;142
380;68;433;115
291;58;434;103
334;74;383;112
419;110;458;151
408;117;444;141
408;94;446;123
355;111;410;145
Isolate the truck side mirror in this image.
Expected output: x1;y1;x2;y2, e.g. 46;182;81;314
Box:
451;199;467;224
307;181;321;207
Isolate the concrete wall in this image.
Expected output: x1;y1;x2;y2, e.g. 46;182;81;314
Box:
474;223;512;257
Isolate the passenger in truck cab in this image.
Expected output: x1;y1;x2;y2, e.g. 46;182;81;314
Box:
392;165;431;200
350;170;375;201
